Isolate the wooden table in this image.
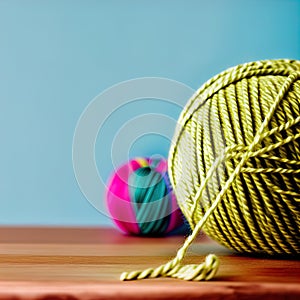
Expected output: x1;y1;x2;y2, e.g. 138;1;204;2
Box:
0;227;299;299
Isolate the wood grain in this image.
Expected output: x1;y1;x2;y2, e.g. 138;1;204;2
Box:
0;227;299;299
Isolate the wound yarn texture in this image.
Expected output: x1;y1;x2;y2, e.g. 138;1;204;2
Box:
106;157;183;235
121;59;300;281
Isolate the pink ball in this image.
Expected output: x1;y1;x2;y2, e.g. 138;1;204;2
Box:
105;157;184;235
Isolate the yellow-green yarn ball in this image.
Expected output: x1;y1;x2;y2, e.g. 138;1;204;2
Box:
169;59;300;256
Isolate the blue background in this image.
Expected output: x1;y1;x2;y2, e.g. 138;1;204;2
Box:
0;0;299;226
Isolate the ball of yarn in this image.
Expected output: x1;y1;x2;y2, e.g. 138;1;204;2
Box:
106;157;183;235
120;59;300;282
169;59;300;255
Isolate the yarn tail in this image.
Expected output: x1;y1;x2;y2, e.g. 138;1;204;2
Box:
120;194;222;281
120;253;219;281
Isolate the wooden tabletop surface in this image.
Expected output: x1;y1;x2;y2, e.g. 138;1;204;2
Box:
0;227;299;300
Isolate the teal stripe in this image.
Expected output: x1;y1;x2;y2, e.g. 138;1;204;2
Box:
129;167;171;235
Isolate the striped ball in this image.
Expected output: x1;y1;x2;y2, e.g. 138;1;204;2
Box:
106;157;184;235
